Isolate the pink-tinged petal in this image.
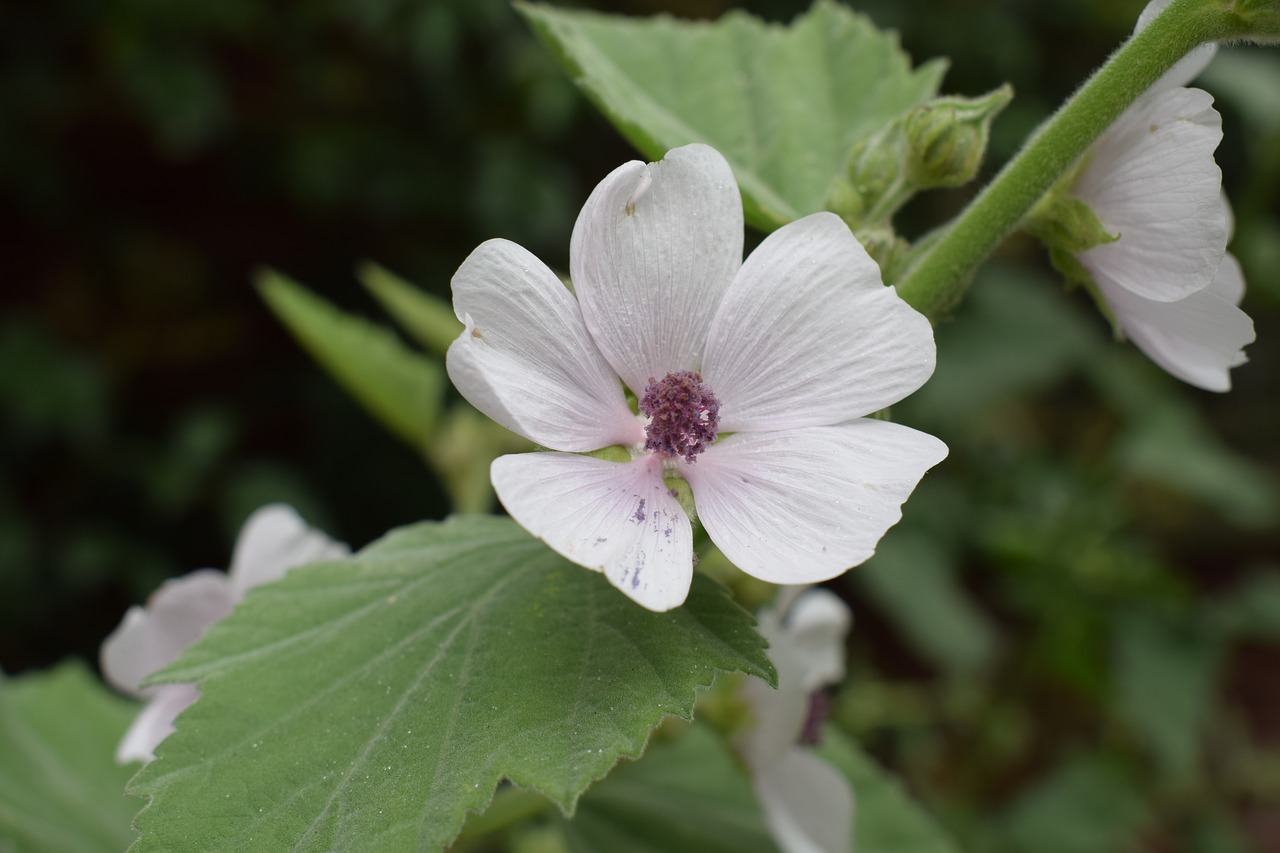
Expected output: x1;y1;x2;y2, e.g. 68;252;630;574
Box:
447;238;642;451
1137;0;1217;91
682;422;947;584
1076;87;1226;302
1102;253;1254;392
703;213;936;431
228;504;349;597
116;683;201;764
100;570;236;695
491;452;694;611
570;144;744;395
752;748;854;853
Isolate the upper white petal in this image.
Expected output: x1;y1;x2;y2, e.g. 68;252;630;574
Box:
703;212;936;431
115;683;201;764
1102;252;1254;391
100;570;235;696
1076;86;1226;302
781;589;852;693
1136;0;1217;92
681;421;947;584
570;144;744;395
447;238;643;451
752;748;854;853
491;452;694;611
228;504;349;597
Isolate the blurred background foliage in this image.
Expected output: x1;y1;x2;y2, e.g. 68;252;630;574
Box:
0;0;1276;850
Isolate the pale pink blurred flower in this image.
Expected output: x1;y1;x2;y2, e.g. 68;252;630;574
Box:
446;143;946;612
740;587;855;853
1068;0;1254;391
100;504;347;763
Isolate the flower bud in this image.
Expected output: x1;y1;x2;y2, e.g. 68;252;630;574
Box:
904;86;1013;189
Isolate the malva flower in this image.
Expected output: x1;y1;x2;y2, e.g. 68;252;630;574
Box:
100;504;347;763
1058;0;1254;391
446;143;946;611
739;587;855;853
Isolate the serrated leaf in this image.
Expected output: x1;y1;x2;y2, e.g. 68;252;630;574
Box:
259;270;444;451
0;661;143;853
519;0;945;230
562;724;777;853
358;262;461;357
129;516;773;852
818;727;959;853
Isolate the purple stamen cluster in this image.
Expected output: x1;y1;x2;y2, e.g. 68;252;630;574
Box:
640;370;720;464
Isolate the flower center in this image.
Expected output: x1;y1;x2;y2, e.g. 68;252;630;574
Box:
639;371;720;464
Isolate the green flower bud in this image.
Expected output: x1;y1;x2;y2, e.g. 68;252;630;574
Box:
904;86;1013;189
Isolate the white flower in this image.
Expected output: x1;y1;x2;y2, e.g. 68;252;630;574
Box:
1066;1;1254;391
739;587;855;853
446;144;947;612
100;504;347;763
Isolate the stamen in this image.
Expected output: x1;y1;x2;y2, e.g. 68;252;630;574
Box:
639;371;720;464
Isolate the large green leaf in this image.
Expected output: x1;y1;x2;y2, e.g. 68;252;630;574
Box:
259;270;444;452
0;661;142;853
819;727;959;853
561;724;776;853
128;516;773;852
519;0;946;231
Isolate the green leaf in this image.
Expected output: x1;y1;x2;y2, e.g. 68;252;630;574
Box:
1205;569;1280;639
358;262;462;357
997;756;1148;853
129;516;773;852
561;724;777;853
1112;612;1223;779
818;727;959;853
519;0;946;231
855;531;1001;675
259;270;444;451
0;661;143;853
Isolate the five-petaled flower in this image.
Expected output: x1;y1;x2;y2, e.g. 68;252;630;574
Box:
100;504;347;763
1062;0;1254;391
446;143;946;611
739;586;855;853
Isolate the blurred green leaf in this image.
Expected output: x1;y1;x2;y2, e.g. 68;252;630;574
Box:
0;661;142;853
819;727;959;853
259;269;444;452
997;756;1148;853
519;0;945;230
1200;49;1280;133
1204;568;1280;639
1112;612;1223;779
359;262;462;356
855;531;1001;675
130;516;774;852
561;724;776;853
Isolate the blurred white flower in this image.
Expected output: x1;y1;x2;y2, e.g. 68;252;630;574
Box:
739;587;855;853
446;143;946;612
1066;0;1254;390
100;504;347;763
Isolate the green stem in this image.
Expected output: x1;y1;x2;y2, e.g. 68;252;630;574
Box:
894;0;1236;318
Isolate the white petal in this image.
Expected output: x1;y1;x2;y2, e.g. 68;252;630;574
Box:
1136;0;1217;91
703;212;936;431
491;452;694;611
681;422;947;584
1076;87;1226;302
1103;253;1254;392
752;748;854;853
228;504;349;597
100;570;235;695
570;144;744;395
783;590;852;693
446;238;642;451
115;683;201;764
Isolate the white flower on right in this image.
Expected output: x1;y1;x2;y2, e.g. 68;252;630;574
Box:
1065;0;1255;391
739;587;855;853
100;504;347;763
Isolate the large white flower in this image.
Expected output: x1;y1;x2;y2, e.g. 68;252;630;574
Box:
739;587;855;853
100;504;347;763
446;144;946;612
1066;0;1254;391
